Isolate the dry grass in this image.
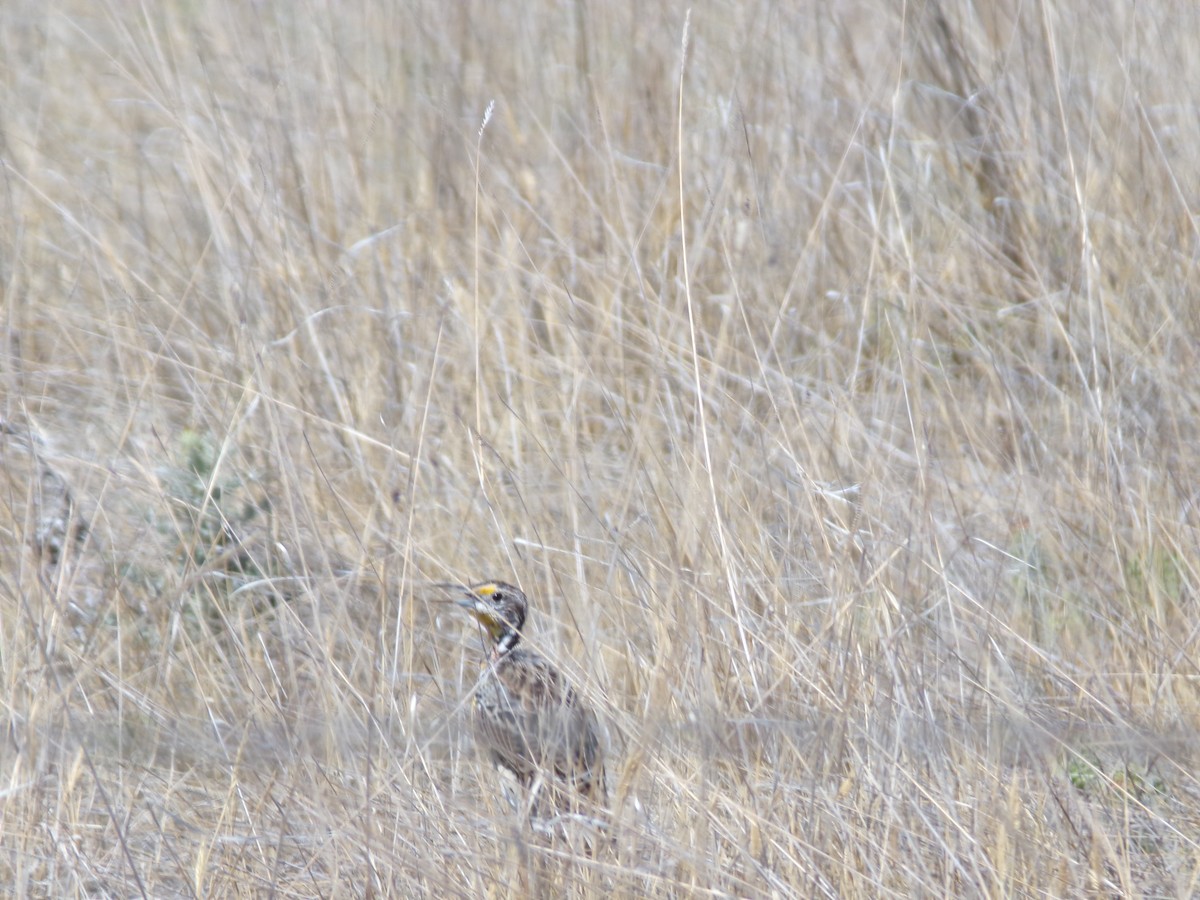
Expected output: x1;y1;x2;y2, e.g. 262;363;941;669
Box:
2;0;1200;896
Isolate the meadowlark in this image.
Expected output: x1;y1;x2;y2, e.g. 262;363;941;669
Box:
452;580;606;815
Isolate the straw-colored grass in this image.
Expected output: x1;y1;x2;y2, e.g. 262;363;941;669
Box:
3;0;1199;896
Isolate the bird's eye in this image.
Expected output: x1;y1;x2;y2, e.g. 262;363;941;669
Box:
492;590;504;602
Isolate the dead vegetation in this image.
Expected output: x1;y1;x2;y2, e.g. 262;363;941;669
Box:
2;0;1199;896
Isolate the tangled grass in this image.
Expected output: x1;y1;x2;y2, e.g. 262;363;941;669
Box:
2;1;1199;895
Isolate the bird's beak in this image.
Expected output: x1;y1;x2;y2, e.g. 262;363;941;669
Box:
432;582;476;606
455;593;486;614
451;591;505;642
444;584;477;608
435;582;502;638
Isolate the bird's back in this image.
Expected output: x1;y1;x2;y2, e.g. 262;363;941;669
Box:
473;646;606;807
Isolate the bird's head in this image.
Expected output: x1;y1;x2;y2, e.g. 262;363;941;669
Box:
454;580;528;654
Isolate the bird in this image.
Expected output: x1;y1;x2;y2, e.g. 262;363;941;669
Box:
451;580;607;816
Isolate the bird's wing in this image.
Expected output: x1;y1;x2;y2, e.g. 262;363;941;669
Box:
493;650;604;781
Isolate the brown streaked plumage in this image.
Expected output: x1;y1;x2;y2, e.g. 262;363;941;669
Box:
454;581;606;813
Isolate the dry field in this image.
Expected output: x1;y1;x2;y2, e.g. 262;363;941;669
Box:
3;1;1199;896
